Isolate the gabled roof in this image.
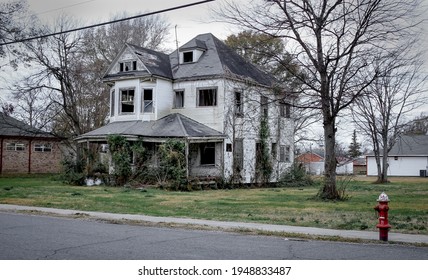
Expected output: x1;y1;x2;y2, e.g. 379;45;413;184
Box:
0;113;56;138
103;44;173;81
103;33;276;87
76;113;225;142
389;135;428;156
169;33;276;87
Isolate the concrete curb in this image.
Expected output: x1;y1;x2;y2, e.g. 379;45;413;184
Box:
1;204;427;244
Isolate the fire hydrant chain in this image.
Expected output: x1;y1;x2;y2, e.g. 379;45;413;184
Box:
374;192;391;241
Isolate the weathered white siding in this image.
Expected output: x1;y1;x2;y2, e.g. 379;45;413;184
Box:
171;79;225;132
367;156;428;176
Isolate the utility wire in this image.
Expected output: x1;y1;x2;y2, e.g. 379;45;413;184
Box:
0;0;215;47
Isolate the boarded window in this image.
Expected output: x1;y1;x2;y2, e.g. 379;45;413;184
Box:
200;143;215;165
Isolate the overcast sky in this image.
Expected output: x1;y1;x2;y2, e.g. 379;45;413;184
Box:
2;0;427;145
23;0;232;50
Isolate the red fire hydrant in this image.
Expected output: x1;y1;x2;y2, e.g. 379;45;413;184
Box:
374;192;391;241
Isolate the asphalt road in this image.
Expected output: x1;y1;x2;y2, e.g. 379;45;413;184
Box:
0;212;427;260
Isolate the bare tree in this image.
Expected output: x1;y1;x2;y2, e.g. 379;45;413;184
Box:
216;0;422;199
352;48;427;183
10;12;170;137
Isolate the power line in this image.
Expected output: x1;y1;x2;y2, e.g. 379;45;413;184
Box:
1;0;215;47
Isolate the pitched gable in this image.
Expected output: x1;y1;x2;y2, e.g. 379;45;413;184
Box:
103;44;173;81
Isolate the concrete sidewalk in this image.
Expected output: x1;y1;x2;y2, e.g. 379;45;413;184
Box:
1;204;427;244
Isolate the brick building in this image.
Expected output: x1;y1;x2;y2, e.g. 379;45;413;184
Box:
0;113;64;174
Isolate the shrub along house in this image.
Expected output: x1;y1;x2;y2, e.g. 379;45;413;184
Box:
0;112;63;174
76;33;295;184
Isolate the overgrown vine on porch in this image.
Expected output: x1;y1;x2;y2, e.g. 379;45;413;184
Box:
107;135;133;186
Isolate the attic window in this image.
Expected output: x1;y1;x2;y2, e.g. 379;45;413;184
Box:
119;61;137;72
183;51;193;63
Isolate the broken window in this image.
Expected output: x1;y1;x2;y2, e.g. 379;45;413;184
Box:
174;90;184;108
280;145;291;162
142;89;153;113
183;51;193;63
200;143;215;165
198;88;217;106
235;91;243;117
120;88;135;114
119;60;137;72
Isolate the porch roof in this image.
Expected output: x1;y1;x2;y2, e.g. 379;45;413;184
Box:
76;113;225;142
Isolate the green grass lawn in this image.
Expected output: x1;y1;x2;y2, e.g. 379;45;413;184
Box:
0;175;427;234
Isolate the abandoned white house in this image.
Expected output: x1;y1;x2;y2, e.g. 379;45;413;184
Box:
76;33;294;184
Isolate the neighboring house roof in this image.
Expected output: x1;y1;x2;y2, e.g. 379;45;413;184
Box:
76;113;225;142
0;113;56;138
170;33;276;87
353;158;366;166
295;152;324;163
389;135;428;156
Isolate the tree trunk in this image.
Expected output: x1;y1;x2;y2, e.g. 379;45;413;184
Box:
319;118;339;199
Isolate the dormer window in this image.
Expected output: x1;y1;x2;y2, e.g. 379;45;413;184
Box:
119;60;137;72
183;51;194;63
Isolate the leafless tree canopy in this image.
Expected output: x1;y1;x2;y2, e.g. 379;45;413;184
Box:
215;0;423;198
9;12;170;140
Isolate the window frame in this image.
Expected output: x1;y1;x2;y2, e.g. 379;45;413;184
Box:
279;145;291;162
120;88;136;114
142;88;154;113
235;91;243;117
110;89;115;117
197;87;217;107
280;101;291;118
183;51;194;63
261;95;268;118
6;143;25;151
34;144;52;152
200;142;216;165
119;60;137;72
174;90;185;109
